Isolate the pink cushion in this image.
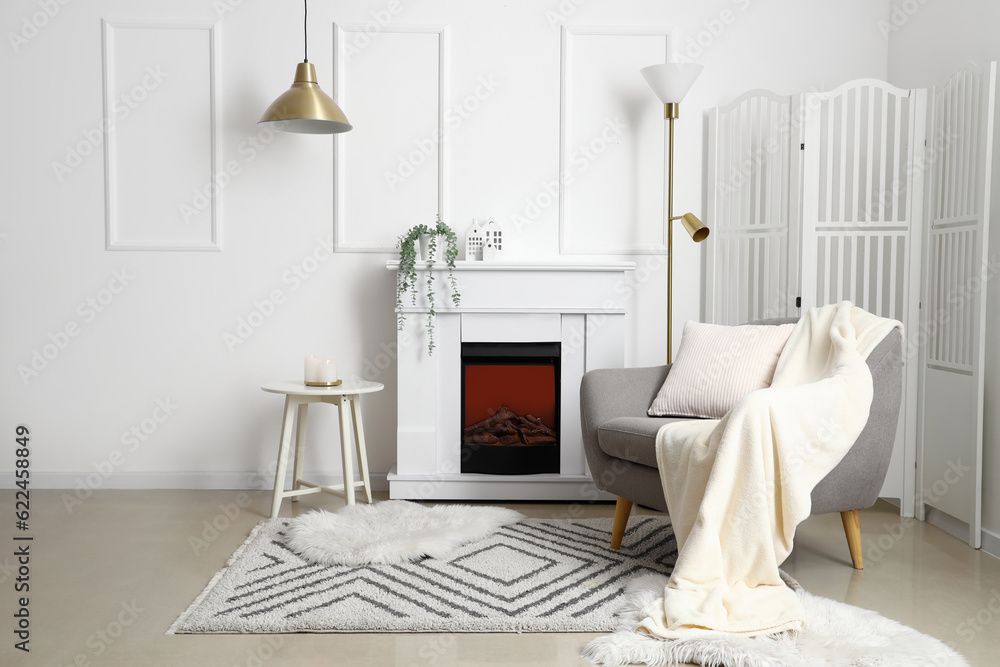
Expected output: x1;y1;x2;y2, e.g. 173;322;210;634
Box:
648;321;795;419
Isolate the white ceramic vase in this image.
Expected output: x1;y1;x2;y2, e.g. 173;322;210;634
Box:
418;234;443;261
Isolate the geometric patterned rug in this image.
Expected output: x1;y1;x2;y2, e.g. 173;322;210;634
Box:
168;516;676;633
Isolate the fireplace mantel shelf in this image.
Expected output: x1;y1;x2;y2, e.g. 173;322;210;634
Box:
385;260;636;272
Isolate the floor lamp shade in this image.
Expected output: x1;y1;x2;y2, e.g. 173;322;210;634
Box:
259;62;352;134
640;63;704;104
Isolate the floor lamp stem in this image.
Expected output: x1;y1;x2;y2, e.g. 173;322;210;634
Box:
666;114;675;364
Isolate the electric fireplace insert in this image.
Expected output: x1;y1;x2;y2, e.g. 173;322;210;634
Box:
460;342;560;475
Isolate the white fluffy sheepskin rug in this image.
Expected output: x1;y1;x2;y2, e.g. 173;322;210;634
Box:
283;500;524;566
582;573;969;667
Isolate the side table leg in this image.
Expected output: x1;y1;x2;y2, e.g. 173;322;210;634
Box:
338;397;356;505
271;396;298;518
291;403;309;502
349;394;373;504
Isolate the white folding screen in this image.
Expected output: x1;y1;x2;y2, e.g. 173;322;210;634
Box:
705;90;799;324
918;63;996;547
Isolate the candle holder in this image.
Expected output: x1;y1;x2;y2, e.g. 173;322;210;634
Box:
304;379;342;387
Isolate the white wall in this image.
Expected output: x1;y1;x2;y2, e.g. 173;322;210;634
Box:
887;0;1000;548
0;0;889;489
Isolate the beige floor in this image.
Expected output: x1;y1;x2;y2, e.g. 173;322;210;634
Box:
1;490;998;667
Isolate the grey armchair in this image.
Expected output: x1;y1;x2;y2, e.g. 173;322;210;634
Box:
580;318;903;569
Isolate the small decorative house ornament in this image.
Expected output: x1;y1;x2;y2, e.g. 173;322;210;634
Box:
465;219;484;260
483;218;502;260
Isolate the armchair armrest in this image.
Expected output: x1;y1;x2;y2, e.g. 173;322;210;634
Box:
580;365;670;484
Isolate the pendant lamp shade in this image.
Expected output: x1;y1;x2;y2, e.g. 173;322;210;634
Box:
259;62;352;134
258;0;351;134
640;63;704;103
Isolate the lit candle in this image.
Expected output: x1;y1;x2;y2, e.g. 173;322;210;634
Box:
316;358;338;383
304;355;322;383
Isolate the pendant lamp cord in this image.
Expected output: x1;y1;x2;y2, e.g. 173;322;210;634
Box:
303;0;309;62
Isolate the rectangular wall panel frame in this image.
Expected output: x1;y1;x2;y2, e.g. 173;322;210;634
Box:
332;24;449;253
102;20;221;252
558;25;674;255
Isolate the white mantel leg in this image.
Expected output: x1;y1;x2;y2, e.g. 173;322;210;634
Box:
395;315;439;477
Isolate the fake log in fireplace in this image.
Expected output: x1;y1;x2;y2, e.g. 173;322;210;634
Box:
461;342;560;475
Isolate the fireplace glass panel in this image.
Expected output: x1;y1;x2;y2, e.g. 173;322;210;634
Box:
461;342;560;475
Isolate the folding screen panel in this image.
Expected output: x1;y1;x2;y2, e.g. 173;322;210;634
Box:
918;63;996;547
799;80;926;508
705;90;798;324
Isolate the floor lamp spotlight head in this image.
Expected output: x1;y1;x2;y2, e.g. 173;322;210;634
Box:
680;212;709;243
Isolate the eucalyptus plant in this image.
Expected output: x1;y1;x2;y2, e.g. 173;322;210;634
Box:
395;215;461;354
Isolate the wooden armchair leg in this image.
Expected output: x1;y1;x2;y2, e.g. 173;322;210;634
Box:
610;497;634;550
841;509;863;569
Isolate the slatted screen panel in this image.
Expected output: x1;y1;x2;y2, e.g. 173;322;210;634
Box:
919;64;996;547
706;90;794;325
800;79;926;507
926;69;987;372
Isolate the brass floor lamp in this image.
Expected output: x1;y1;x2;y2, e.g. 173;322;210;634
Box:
641;63;709;363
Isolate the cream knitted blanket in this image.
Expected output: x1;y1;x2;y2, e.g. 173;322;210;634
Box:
636;302;901;639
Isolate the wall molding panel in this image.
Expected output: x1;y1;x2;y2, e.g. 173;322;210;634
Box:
333;24;448;253
102;20;221;251
559;26;674;255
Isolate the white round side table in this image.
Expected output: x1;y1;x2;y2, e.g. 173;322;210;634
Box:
261;379;384;518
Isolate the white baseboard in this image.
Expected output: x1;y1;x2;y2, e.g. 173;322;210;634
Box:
0;471;389;491
924;506;969;543
982;526;1000;560
924;506;1000;560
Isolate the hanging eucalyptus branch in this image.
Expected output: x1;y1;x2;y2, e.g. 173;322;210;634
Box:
395;216;461;355
436;216;461;310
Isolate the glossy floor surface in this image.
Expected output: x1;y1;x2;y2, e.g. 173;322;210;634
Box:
1;490;998;666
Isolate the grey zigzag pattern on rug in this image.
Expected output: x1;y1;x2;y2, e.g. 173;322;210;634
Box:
169;516;677;633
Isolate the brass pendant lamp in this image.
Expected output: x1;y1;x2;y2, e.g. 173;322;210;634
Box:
640;63;709;363
259;0;352;134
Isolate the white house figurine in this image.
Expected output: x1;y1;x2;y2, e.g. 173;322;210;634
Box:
465;220;484;260
482;219;503;261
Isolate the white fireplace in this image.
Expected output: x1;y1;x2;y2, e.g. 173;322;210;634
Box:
385;260;634;501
